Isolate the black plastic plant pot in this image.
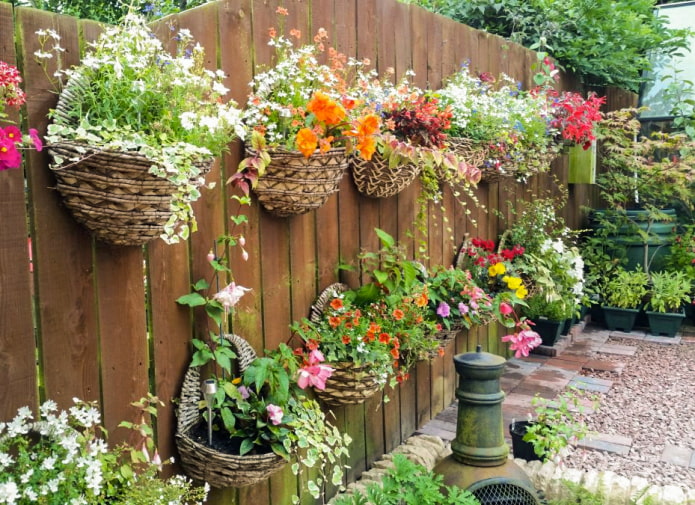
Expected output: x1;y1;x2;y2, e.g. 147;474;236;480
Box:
509;420;542;462
602;306;639;332
532;318;563;346
646;310;685;338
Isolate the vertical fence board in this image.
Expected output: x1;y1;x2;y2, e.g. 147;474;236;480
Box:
0;2;38;420
19;9;100;409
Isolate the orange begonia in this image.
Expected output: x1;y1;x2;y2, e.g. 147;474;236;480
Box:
307;91;346;125
296;127;318;157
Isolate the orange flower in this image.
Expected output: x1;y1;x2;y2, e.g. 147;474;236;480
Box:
307;91;346;125
268;27;277;38
355;136;376;161
341;97;357;110
415;292;428;307
379;333;391;344
276;6;289;15
328;316;341;328
390;348;400;359
392;308;404;321
318;136;334;153
357;113;380;136
437;347;445;357
392;338;400;349
330;298;344;310
289;28;301;40
368;322;381;333
342;335;351;344
296;127;318;157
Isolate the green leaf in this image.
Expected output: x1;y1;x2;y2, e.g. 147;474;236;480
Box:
193;278;209;291
221;406;236;432
374;228;395;248
239;437;255;456
175;292;206;307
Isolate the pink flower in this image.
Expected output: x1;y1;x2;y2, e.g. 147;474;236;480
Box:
436;301;451;318
213;282;251;309
28;129;42;151
499;302;513;316
238;385;250;399
297;363;334;390
458;302;469;315
2;125;21;143
266;404;284;425
308;349;325;365
0;138;21;171
206;250;215;263
502;329;542;358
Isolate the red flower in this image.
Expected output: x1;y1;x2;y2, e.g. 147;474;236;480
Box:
379;332;391;344
330;298;344;310
342;335;351;344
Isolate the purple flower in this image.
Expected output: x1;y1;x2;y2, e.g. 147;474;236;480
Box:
238;385;250;399
266;404;283;425
458;302;469;315
436;301;451;318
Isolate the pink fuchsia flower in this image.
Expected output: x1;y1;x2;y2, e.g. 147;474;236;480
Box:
436;301;451;318
308;349;325;365
499;302;513;316
213;282;251;309
28;129;42;152
501;328;542;358
297;363;334;390
266;404;284;425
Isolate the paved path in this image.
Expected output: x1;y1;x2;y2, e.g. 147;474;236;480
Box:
416;319;695;470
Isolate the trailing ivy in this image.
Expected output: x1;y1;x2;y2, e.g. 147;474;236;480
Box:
400;0;690;93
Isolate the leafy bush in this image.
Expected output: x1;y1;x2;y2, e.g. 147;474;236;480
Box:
333;454;481;505
402;0;690;93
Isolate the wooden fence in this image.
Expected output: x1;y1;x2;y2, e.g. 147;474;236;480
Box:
0;0;634;503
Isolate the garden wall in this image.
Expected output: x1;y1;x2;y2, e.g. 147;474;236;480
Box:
0;0;634;503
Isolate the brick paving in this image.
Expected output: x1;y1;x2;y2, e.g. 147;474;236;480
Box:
416;319;695;467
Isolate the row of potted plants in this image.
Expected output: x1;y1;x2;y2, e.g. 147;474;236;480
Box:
20;8;604;246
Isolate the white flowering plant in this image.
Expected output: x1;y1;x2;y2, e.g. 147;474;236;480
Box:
0;396;208;505
438;63;558;180
36;14;246;243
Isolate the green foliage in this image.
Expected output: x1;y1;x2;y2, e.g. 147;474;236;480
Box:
401;0;690;93
647;270;692;313
523;293;574;321
547;480;607;505
604;267;649;309
333;454;481;505
522;388;599;462
4;0;211;23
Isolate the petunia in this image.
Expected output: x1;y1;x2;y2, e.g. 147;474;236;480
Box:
266;404;284;425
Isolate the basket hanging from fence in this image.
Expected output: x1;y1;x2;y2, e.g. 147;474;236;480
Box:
250;147;348;217
308;282;384;406
350;151;421;198
447;137;515;183
47;141;211;246
175;334;287;488
424;323;463;359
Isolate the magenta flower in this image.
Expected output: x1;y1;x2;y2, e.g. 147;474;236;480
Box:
266;404;284;425
297;363;334;390
2;125;21;143
502;329;542;358
0;138;21;171
458;302;469;315
499;302;513;316
213;282;251;309
436;301;451;318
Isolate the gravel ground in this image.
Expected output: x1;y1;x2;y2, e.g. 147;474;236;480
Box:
562;336;695;490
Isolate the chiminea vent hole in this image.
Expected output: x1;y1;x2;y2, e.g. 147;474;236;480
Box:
470;482;542;505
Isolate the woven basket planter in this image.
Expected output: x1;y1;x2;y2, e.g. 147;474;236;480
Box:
314;361;383;406
447;137;517;183
250;147;348;217
175;334;287;488
350;151;421;198
47;71;212;246
48;141;211;246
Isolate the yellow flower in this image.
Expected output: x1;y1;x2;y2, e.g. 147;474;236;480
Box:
506;276;523;290
232;377;242;385
515;285;528;299
488;262;506;277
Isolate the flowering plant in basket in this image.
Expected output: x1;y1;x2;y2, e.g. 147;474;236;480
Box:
425;265;496;331
0;61;42;171
176;236;349;501
37;15;245;243
438;62;556;181
234;8;380;192
0;396;208;505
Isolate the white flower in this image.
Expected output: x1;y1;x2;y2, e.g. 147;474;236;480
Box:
0;452;14;471
213;282;251;309
0;481;19;505
212;81;229;96
179;112;197;130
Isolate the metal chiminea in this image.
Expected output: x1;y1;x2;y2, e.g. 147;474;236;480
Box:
433;345;542;505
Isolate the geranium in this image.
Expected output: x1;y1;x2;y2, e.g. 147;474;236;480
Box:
37;16;244;243
0;61;42;171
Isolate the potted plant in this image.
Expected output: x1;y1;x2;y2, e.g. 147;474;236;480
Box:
664;224;695;322
591;108;695;273
522;293;575;346
600;266;649;332
234;9;380;217
645;270;691;337
0;396;208;504
509;388;598;462
38;15;244;245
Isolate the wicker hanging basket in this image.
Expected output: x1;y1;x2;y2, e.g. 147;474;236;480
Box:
424;323;463;359
250;147;348;217
308;283;384;406
175;334;287;488
447;137;514;184
350;151;421;198
47;71;212;246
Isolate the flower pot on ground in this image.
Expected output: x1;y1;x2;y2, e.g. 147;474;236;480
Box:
645;270;691;337
509;420;543;461
600;266;649;332
523;294;575;346
41;15;245;245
